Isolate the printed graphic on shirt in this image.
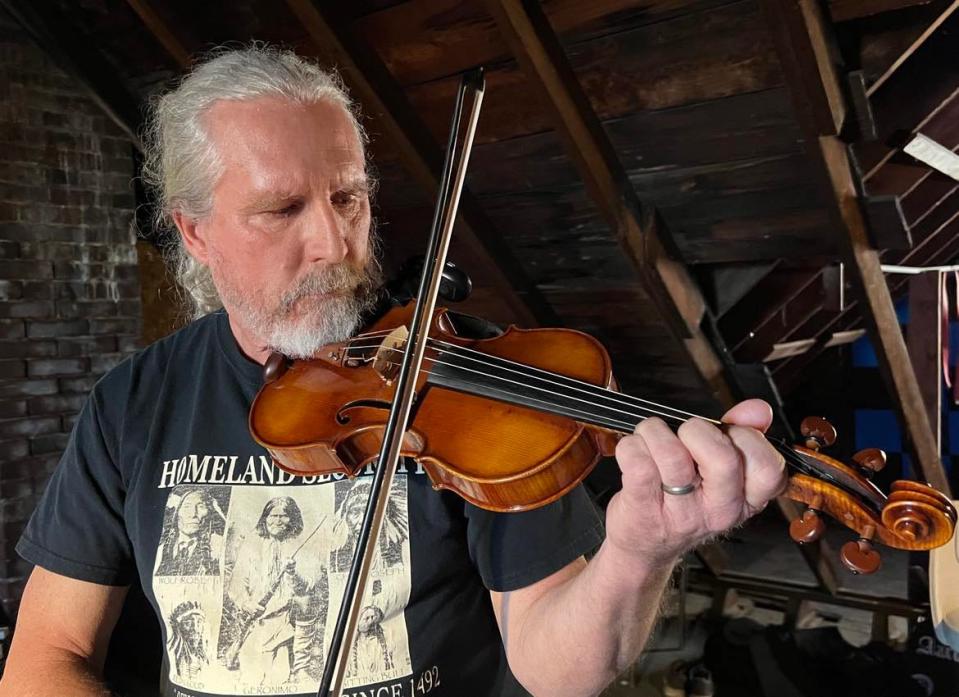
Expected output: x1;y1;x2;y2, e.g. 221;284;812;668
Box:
151;457;413;696
156;487;231;577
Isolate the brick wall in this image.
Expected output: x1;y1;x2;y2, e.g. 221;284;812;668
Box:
0;12;142;621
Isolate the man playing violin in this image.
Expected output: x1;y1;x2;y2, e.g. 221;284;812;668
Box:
0;47;786;697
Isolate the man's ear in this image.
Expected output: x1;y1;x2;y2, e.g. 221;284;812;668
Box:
172;210;210;265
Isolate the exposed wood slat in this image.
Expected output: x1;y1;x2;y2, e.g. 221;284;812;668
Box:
720;269;824;351
830;0;937;22
906;271;943;454
867;0;959;96
405;1;783;146
824;328;867;347
764;338;817;362
760;0;951;495
775;205;959;389
353;0;734;87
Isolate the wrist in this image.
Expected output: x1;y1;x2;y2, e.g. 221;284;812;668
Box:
592;539;679;589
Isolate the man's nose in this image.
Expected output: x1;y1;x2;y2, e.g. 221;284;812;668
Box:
303;200;349;264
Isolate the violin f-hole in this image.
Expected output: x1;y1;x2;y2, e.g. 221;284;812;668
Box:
336;399;394;424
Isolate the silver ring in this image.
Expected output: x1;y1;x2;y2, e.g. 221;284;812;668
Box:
662;479;699;496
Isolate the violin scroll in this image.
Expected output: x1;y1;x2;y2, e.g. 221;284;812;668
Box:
784;416;956;574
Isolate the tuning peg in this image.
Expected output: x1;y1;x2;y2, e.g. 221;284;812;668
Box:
800;416;837;451
840;525;882;575
852;448;886;477
789;495;826;544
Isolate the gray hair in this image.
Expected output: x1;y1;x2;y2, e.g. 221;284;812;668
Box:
140;45;369;318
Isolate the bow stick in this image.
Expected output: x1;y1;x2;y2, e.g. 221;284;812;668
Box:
318;68;486;697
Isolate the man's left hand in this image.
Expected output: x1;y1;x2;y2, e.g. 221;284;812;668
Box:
604;398;787;569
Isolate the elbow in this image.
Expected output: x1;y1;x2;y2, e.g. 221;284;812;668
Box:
506;649;613;697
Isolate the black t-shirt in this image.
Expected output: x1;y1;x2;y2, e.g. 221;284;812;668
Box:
17;310;605;697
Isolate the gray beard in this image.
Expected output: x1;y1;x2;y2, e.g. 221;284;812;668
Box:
216;261;381;360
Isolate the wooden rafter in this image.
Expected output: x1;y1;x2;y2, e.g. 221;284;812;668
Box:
484;0;842;592
830;0;940;22
124;0;191;70
761;0;952;495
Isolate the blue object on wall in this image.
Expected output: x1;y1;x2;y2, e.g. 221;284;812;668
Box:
855;409;901;453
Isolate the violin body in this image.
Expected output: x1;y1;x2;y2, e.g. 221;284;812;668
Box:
250;302;957;566
250;303;619;511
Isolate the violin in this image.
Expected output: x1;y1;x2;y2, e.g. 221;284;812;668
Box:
250;300;957;575
250;69;955;697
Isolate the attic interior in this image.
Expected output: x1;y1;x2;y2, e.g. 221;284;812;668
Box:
0;0;958;695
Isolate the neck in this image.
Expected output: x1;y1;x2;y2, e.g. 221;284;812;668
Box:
226;312;273;365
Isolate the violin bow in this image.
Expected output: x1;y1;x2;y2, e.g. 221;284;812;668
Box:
318;69;486;697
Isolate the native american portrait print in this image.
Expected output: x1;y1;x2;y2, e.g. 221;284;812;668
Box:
150;459;413;696
155;486;230;577
167;600;213;681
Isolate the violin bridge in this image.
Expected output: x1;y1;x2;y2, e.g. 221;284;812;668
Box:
373;325;409;384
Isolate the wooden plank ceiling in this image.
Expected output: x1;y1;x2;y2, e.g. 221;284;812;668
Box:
35;0;839;414
9;0;959;584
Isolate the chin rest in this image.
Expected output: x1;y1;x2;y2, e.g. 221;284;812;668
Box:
931;500;959;649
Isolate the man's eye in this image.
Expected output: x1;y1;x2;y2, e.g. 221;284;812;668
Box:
332;191;362;208
271;202;302;217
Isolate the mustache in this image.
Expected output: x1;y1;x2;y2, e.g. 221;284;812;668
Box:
278;263;380;313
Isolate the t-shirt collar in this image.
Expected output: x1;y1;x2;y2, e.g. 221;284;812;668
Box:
212;309;266;390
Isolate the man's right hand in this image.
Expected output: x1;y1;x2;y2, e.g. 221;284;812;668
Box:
242;598;267;617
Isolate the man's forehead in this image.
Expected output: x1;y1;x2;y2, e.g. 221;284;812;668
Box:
204;96;366;185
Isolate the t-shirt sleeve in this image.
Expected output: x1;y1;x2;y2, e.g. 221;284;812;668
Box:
16;384;135;586
464;484;605;592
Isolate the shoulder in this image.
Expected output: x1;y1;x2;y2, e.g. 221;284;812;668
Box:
94;312;223;397
86;313;225;426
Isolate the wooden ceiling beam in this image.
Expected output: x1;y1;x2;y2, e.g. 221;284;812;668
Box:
760;0;951;495
1;0;142;148
282;0;557;328
484;0;841;593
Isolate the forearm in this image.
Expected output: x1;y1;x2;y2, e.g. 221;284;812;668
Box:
506;543;676;697
0;648;111;696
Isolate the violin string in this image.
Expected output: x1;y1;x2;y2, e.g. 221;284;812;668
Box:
429;338;719;424
421;353;687;426
346;343;690;427
343;340;713;424
338;338;819;480
344;341;715;426
418;368;639;433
